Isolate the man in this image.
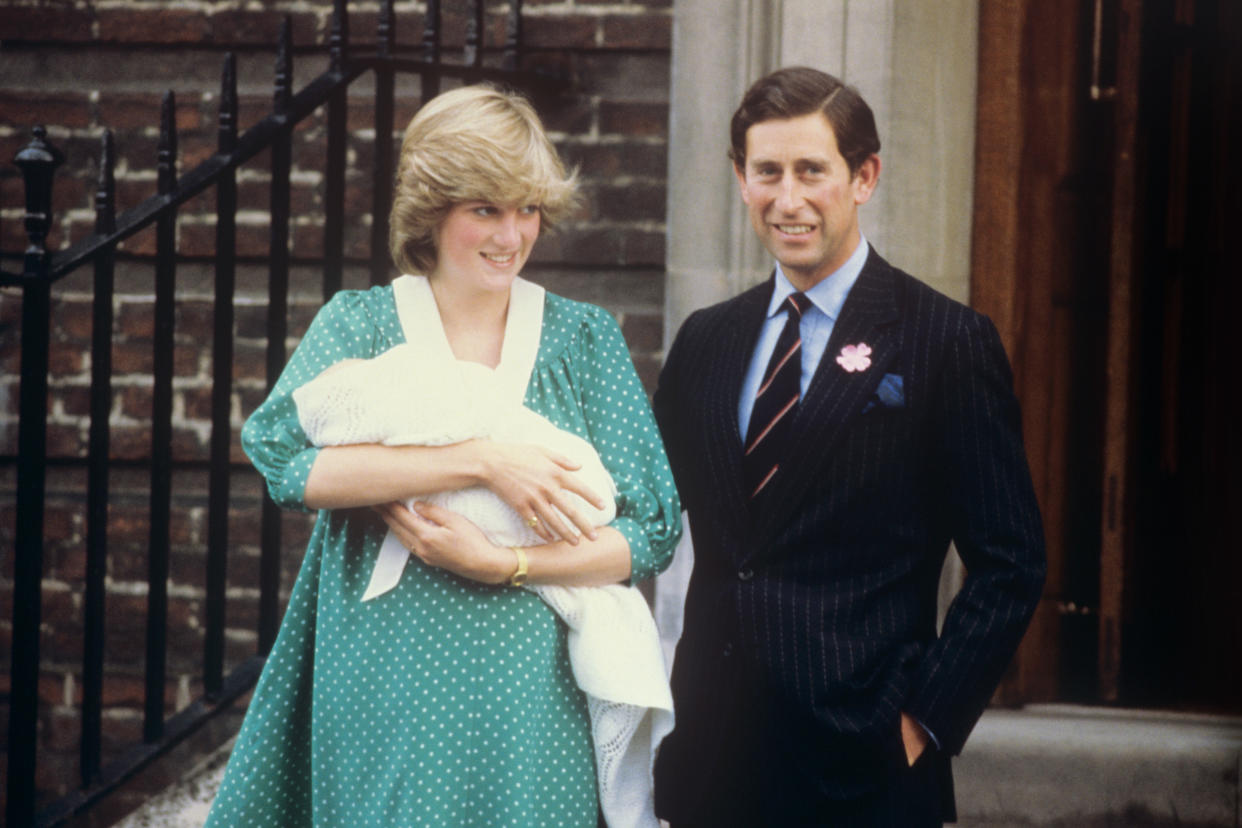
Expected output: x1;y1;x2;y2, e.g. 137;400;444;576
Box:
652;67;1046;826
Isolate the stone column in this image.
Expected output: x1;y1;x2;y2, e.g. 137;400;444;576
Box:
657;0;978;659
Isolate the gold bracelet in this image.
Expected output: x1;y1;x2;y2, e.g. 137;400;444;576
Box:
506;546;528;587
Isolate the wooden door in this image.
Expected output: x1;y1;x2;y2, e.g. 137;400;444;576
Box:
1100;0;1242;710
974;0;1242;710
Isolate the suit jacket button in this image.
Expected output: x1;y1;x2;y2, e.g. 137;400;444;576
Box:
737;568;754;581
722;642;734;657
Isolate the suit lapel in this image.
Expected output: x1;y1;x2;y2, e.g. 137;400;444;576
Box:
700;280;771;545
749;252;902;552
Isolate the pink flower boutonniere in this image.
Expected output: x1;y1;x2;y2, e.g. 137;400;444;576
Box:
836;343;872;373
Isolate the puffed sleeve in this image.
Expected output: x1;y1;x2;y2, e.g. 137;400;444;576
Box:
575;307;682;583
241;291;389;511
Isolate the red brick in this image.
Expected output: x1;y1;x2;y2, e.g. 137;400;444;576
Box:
48;342;86;378
115;334;195;381
234;96;315;135
0;5;93;42
115;179;160;217
50;297;94;342
177;223;217;259
348;10;427;46
236;178;271;213
176;221;275;259
601;15;672;50
35;743;79;797
34;672;70;712
116;301;154;339
346;93;426;133
345;223;373;260
290;181;319;216
592;181;666;222
173;426;208;462
108;425;149;461
291;224;326;259
47;540;87;583
179;132;218;171
288;303;318;338
178;300;214;339
524;15;597;49
231;433;248;464
0;421;16;456
599;101;668;138
0;91;92;130
209;10;319;47
52;385;92;419
343;180;373;217
117;225;158;257
631;354;660;397
619;227;665;266
117;385;152;420
43;501;84;543
1;380;18;416
99;674;147;708
234;342;271;384
180;387;216;427
621;312;663;352
96;93;203;133
541;100;594;135
101;710;144;752
564;141;667;179
97;8;213;44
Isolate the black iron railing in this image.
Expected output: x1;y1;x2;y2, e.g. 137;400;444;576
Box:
1;2;562;824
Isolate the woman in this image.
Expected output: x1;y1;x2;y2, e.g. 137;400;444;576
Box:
205;85;681;827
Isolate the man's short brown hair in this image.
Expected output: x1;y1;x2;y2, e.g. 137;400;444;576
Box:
729;66;881;176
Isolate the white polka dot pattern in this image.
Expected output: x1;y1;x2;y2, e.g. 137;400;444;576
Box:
205;285;681;827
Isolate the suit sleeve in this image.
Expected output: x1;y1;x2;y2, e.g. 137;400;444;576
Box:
904;312;1046;755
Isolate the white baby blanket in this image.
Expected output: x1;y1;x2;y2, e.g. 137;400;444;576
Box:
291;275;672;828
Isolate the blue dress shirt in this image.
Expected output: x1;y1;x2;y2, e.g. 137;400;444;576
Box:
737;238;870;441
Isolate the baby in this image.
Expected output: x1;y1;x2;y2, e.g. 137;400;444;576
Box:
292;342;617;599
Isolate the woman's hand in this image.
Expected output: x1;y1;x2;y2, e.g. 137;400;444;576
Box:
475;441;607;544
373;501;513;585
374;500;632;588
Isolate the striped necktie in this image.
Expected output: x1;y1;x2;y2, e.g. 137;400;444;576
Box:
743;292;811;500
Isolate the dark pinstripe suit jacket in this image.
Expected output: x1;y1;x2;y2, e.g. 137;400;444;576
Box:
652;249;1045;825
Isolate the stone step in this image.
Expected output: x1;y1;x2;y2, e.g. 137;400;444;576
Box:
113;705;1242;827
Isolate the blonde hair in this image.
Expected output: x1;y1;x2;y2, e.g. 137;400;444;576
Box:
389;84;579;275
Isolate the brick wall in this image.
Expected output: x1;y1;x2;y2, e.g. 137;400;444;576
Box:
0;0;671;816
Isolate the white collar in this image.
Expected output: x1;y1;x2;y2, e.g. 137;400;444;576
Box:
391;274;546;407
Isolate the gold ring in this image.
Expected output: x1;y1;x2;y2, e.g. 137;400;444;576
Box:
526;515;540;529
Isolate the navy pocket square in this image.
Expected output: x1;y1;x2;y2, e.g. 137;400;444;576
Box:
862;373;905;413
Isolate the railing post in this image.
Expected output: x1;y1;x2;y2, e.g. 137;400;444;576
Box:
323;0;349;300
504;0;523;71
465;0;486;68
370;0;396;287
205;54;239;700
81;127;117;785
421;0;442;99
259;18;294;654
144;90;179;744
6;124;64;828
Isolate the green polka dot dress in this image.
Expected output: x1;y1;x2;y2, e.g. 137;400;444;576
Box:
205;284;682;827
